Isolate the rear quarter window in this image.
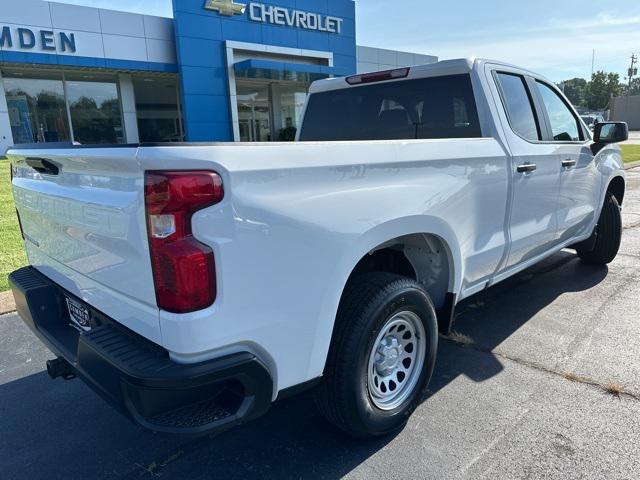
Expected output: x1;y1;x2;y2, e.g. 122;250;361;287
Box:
299;74;482;141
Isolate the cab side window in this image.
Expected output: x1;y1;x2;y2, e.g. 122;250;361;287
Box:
495;73;540;141
535;81;581;142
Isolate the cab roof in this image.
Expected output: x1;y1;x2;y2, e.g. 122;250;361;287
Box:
309;58;546;94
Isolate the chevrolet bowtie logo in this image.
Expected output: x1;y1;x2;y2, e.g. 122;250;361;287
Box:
204;0;246;16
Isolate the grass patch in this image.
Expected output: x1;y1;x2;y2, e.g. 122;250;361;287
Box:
0;159;27;292
604;382;624;397
562;372;583;383
621;144;640;164
444;331;475;346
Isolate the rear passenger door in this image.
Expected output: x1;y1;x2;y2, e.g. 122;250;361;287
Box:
532;80;599;242
490;69;563;269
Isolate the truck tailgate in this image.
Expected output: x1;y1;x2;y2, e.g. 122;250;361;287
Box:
8;147;161;342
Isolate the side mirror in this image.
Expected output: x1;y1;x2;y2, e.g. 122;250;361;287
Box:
594;122;628;144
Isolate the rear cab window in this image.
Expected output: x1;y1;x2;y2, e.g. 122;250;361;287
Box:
299;74;482;141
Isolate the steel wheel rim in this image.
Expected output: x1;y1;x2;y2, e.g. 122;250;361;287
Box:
367;310;426;411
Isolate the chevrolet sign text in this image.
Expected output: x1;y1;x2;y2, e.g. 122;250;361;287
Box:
248;3;343;34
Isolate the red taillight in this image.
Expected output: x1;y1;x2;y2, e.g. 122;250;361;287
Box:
346;67;410;85
144;171;224;313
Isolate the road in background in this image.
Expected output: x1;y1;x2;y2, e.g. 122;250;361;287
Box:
1;168;640;479
624;131;640;144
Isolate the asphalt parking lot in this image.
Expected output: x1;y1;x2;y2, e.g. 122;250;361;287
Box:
2;167;640;480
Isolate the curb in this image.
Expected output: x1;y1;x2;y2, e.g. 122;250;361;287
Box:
0;290;16;315
624;160;640;170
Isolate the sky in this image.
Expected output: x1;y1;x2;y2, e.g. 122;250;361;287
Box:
54;0;640;82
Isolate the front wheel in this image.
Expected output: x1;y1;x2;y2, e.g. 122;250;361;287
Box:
577;193;622;265
314;273;438;438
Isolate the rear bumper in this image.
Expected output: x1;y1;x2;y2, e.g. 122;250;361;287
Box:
9;266;274;435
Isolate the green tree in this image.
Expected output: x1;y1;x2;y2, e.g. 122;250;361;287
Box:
626;77;640;96
585;71;622;110
559;78;588;107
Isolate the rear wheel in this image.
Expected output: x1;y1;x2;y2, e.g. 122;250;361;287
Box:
577;193;622;265
315;273;438;438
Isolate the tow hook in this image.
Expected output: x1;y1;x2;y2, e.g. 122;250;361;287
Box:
46;358;76;380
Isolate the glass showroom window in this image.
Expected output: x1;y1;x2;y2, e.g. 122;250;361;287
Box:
133;76;184;142
65;73;125;144
2;71;71;144
276;83;307;141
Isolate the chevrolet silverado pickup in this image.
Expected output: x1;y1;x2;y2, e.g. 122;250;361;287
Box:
8;59;628;438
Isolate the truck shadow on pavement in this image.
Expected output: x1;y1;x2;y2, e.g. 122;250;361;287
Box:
432;250;609;385
0;251;609;480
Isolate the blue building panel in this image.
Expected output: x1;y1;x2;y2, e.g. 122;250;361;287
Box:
176;37;226;68
219;19;263;44
329;34;357;57
260;24;299;47
175;13;223;40
173;0;357;142
180;65;228;95
296;0;330;12
183;94;230;123
339;18;356;38
187;121;233;141
295;30;330;52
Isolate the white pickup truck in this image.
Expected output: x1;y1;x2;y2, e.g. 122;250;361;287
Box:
8;59;628;438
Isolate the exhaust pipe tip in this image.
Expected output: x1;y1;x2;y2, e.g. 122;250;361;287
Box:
46;358;76;380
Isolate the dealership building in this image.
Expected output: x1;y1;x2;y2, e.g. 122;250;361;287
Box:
0;0;437;152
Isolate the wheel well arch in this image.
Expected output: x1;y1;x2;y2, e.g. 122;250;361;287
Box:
607;176;625;206
343;233;454;312
310;224;462;379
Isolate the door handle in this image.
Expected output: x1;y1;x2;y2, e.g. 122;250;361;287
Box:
562;159;577;168
517;163;537;173
26;157;60;176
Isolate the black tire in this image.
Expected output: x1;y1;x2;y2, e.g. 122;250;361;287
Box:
314;272;438;438
577;193;622;265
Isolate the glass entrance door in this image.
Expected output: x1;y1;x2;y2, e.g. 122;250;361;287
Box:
236;79;310;142
237;82;272;142
273;83;308;141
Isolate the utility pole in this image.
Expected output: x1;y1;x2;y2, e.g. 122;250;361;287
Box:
628;53;638;95
591;49;595;78
623;53;638;122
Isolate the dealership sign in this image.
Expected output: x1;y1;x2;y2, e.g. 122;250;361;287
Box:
0;26;76;53
205;0;344;34
204;0;246;16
